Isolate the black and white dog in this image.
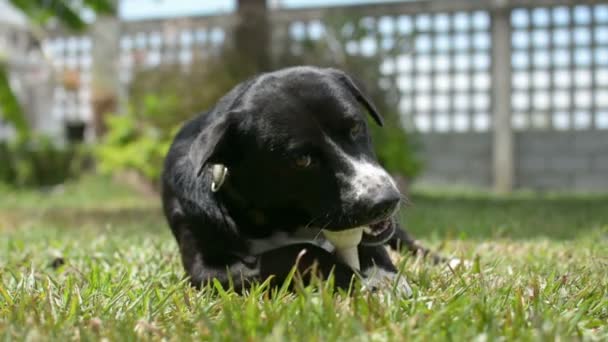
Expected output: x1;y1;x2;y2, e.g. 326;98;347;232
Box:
162;66;435;294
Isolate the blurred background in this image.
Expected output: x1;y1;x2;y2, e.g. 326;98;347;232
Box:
2;4;607;338
1;0;608;195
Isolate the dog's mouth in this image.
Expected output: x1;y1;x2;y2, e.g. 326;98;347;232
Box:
359;218;395;246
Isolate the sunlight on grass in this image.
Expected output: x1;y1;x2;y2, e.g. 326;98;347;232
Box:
1;176;607;340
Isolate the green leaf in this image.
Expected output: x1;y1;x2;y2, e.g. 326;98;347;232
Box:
0;63;29;140
9;0;116;32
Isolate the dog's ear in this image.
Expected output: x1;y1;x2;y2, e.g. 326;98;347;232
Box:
189;112;235;177
188;79;257;178
327;69;384;127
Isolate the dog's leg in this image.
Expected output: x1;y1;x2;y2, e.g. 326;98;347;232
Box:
176;224;356;291
387;222;446;264
174;225;261;292
258;243;357;290
388;222;470;268
358;245;412;297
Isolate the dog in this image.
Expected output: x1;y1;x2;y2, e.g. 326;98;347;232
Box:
161;66;437;295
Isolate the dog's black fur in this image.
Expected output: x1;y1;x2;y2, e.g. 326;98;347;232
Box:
161;66;434;292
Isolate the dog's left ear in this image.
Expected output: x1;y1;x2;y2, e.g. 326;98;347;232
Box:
189;78;256;179
327;69;384;127
189;112;235;178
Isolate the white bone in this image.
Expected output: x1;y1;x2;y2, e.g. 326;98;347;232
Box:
322;227;363;270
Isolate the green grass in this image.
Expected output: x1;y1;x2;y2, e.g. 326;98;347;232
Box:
1;175;607;341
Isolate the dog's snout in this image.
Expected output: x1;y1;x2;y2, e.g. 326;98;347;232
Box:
369;190;400;219
334;152;403;227
343;184;401;227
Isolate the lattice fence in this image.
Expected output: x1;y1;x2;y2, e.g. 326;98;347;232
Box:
42;18;230;128
510;5;608;130
275;11;493;133
380;11;493;133
42;36;93;124
34;0;608;190
41;2;608;134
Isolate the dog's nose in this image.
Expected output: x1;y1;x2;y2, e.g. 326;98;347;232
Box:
369;190;400;219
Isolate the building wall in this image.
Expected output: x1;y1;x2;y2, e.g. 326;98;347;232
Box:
515;131;608;191
414;131;608;191
415;133;493;188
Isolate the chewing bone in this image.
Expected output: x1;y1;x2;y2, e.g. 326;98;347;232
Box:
322;227;364;270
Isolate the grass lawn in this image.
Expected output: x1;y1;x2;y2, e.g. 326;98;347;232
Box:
1;176;607;341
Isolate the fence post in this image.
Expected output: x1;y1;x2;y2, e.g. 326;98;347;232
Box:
236;0;271;72
90;7;120;139
491;7;514;193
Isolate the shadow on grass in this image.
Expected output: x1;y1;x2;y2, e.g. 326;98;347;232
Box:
402;194;608;240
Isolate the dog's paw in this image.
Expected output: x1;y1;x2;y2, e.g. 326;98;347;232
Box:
361;266;412;297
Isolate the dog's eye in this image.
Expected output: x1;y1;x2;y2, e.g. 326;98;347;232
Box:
350;122;363;139
294;154;312;168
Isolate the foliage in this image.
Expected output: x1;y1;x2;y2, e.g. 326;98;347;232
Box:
9;0;115;32
369;115;422;179
94;98;174;187
0;64;29;140
0;135;85;187
128;62;247;126
94;52;257;187
1;176;607;340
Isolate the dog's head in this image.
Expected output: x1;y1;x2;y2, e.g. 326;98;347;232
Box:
190;66;400;236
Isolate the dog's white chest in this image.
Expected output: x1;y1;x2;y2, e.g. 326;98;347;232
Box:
247;229;334;255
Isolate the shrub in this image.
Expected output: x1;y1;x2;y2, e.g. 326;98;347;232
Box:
94;54;251;189
94;98;175;188
0;135;85;187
